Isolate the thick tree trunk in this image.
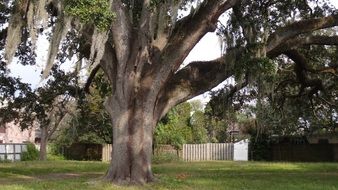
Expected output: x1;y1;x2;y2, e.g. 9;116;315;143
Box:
103;96;156;184
39;127;48;161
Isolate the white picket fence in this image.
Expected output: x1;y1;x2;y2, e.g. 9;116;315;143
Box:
183;140;249;161
0;144;27;161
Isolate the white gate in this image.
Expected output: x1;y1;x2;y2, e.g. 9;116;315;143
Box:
234;139;249;161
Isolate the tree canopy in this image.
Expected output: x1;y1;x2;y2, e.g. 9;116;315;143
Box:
1;0;338;184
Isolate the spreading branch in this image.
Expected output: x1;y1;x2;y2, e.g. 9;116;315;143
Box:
268;35;338;57
159;14;338;115
156;0;239;86
267;13;338;53
284;49;325;97
156;47;243;118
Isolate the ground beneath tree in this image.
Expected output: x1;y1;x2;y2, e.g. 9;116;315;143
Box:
0;172;103;185
1;161;338;190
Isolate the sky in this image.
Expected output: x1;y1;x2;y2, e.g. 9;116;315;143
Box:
7;1;338;103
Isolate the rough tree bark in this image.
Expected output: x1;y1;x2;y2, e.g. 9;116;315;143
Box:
3;1;337;180
87;1;338;184
39;126;48;161
94;0;240;184
104;97;156;183
38;102;70;161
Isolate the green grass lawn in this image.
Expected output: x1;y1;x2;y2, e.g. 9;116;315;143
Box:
0;160;337;190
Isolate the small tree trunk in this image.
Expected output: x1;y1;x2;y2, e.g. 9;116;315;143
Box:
104;97;156;184
39;127;48;161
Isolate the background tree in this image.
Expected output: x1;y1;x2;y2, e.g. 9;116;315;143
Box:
190;110;208;143
154;102;193;150
3;64;80;160
154;100;209;149
0;62;32;125
2;0;338;184
54;70;113;147
0;1;32;125
75;71;112;144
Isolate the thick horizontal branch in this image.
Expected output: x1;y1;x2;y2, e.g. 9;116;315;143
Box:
153;6;338;119
268;35;338;57
156;47;243;118
161;32;338;114
302;35;338;46
267;14;338;53
157;0;239;82
160;8;338;104
284;50;325;96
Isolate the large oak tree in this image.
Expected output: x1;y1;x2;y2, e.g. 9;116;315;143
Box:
1;0;338;184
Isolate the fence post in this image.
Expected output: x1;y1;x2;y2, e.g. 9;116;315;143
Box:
5;144;7;160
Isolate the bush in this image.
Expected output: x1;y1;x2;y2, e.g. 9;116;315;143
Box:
21;143;39;161
152;153;180;164
0;158;11;163
47;143;65;161
47;154;65;161
249;133;272;161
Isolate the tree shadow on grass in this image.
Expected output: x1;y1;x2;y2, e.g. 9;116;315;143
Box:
0;171;103;185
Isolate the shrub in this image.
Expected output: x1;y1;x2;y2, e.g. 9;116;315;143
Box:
21;143;39;161
0;158;11;163
47;154;65;161
152;153;180;164
249;133;272;161
47;143;65;161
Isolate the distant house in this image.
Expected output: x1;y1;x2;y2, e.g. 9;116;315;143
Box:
0;122;38;144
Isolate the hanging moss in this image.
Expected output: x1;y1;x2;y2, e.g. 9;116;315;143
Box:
42;16;71;79
89;28;109;72
4;4;24;64
26;1;37;49
4;1;23;61
4;0;51;63
234;43;276;82
64;0;114;31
